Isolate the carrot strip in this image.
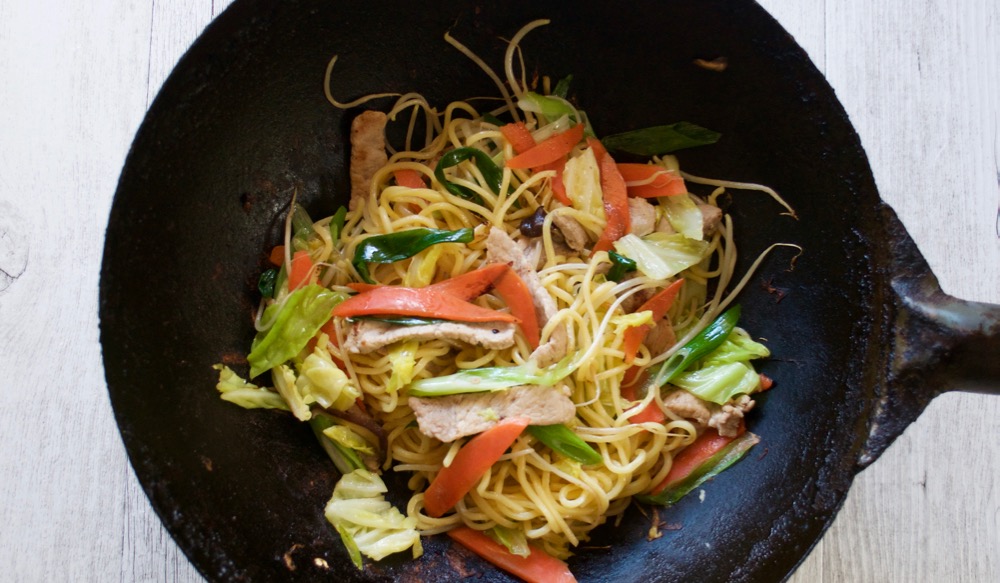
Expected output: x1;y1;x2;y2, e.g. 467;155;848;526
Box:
332;286;518;323
448;526;577;583
649;424;744;495
427;264;509;301
424;417;530;517
268;245;285;267
759;373;774;391
492;268;541;349
539;157;572;205
622;279;684;364
500;122;537;154
628;400;666;424
506;124;585;170
617;163;687;198
588;138;630;252
288;250;313;291
393;168;426;189
620;370;666;424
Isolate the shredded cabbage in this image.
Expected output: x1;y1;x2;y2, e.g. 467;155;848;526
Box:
661;192;704;240
670;328;769;404
671;362;761;405
562;147;604;219
247;285;346;378
324;470;423;568
386;340;419;395
213;364;289;411
613;233;709;281
297;334;361;411
406;356;575;397
272;364;311;421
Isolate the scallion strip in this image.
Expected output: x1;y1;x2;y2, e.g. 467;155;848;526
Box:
352;227;473;283
653;305;742;388
434;147;503;201
528;424;602;465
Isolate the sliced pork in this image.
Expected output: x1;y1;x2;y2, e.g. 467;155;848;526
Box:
628;198;657;236
409;385;575;442
486;228;568;366
349;110;388;211
550;213;590;252
342;319;516;354
660;389;755;438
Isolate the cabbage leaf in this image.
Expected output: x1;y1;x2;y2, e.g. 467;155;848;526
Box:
612;233;709;281
213;364;288;411
324;470;423;568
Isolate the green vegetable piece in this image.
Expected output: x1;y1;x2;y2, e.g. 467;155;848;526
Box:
246;285;346;378
637;431;759;506
671;362;761;406
352;227;473;284
488;525;530;558
482;113;504;126
553;75;573;99
258;268;279;298
329;206;348;241
607;251;637;283
653;305;742;388
602;122;721;156
348;315;450;327
407;356;575;397
310;415;365;474
528;424;603;465
434;147;503;201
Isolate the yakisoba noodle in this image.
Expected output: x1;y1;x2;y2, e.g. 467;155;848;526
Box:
221;18;794;578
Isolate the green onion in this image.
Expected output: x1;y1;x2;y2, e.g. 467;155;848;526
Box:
329;206;347;241
552;75;573;99
602;122;721;156
637;431;759;506
352;227;473;284
607;251;637;282
257;268;279;298
310;414;365;474
348;315;449;327
528;424;603;465
653;305;741;388
434;147;503;202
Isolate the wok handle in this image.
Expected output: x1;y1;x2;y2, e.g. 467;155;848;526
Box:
858;206;1000;468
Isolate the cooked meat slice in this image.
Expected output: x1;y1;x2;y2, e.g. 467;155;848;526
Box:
517;237;576;270
644;315;677;355
620;287;651;315
655;214;677;235
662;389;755;438
661;389;712;425
698;203;723;235
343;319;516;354
409;385;575;442
486;228;568;366
550;213;590;252
628;198;657;236
708;394;755;437
349;110;388;211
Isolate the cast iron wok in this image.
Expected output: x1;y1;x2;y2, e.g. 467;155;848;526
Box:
99;0;1000;581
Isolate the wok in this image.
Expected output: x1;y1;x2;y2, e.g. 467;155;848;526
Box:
99;0;1000;581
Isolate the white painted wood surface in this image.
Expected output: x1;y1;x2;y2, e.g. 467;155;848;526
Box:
1;1;997;581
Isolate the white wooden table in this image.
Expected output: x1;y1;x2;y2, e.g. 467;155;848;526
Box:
1;1;997;581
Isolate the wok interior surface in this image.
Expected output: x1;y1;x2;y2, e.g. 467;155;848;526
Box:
100;0;889;580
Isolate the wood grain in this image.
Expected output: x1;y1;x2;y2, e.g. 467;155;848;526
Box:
0;1;996;581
